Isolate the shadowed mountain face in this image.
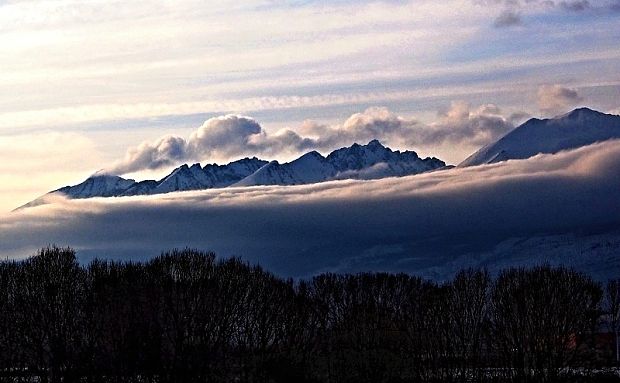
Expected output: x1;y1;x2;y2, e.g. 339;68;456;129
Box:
21;140;446;207
460;108;620;167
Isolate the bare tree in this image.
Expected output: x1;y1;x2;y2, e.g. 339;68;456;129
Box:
491;266;602;382
0;248;614;383
605;279;620;365
12;247;86;383
447;269;491;381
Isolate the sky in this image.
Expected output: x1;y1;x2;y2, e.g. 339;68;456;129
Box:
1;2;619;210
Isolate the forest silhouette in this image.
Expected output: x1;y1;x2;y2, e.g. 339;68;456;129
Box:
0;247;618;383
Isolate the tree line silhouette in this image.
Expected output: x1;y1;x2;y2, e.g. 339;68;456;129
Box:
0;246;618;383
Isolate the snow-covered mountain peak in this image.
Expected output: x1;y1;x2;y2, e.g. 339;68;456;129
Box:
294;150;325;164
460;107;620;167
326;140;396;171
366;139;384;149
557;107;600;120
54;174;136;199
301;150;324;159
234;141;445;186
169;164;189;175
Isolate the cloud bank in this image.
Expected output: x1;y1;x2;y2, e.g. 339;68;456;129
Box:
5;140;620;280
107;103;516;174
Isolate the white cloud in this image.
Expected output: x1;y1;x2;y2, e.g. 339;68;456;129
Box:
427;102;514;146
105;104;516;174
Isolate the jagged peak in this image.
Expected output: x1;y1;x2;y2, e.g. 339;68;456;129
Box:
366;139;384;148
328;140;389;158
231;156;263;163
298;150;324;159
203;156;267;169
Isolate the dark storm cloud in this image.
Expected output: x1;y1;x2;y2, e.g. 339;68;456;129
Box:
4;140;620;280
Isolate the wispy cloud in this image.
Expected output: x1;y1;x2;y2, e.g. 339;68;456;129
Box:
0;0;617;132
485;0;620;27
537;84;584;115
559;0;591;11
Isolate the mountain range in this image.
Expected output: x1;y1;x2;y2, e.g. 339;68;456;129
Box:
20;107;620;208
10;107;620;281
24;140;445;205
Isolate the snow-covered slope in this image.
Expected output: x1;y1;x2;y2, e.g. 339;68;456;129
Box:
121;180;159;197
235;140;446;186
19;158;268;208
122;157;268;196
152;164;206;194
203;157;269;188
420;231;620;283
234;151;337;186
460;107;620;167
54;174;137;198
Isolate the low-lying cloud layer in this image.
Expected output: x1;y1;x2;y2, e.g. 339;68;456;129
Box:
5;140;620;280
107;103;516;174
